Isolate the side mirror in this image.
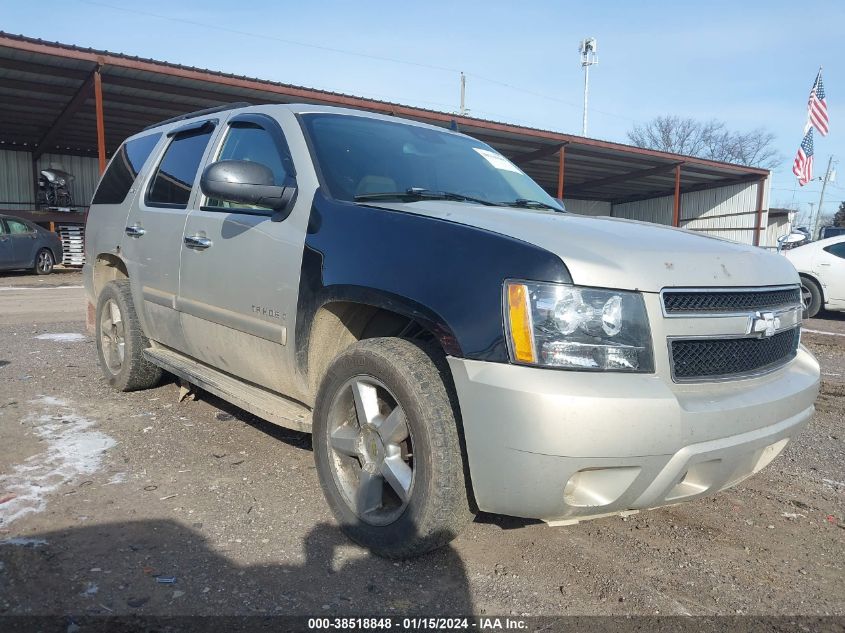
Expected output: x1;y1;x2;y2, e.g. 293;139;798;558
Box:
777;231;807;252
200;160;295;213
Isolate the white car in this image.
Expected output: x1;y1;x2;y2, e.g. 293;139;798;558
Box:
784;235;845;317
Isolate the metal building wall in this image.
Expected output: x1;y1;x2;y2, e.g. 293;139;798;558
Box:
765;214;792;247
563;199;612;216
611;180;770;246
0;149;100;211
611;195;673;226
0;149;34;210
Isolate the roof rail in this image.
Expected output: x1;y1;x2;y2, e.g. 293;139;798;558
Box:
143;102;253;131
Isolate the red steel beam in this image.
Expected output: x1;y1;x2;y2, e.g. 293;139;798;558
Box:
0;56;91;80
94;68;107;173
672;164;681;227
753;177;766;246
611;173;761;205
557;146;566;199
510;142;567;166
0;34;770;178
567;161;684;195
32;69;97;161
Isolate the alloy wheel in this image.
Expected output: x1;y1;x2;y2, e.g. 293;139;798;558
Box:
99;299;126;374
801;284;812;311
326;376;415;525
37;250;53;274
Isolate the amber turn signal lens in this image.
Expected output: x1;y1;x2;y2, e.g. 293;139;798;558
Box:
507;283;536;363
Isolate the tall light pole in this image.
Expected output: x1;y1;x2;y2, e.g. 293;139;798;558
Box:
459;72;467;116
812;156;836;239
579;37;598;136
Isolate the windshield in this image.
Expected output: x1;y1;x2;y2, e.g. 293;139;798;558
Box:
299;113;563;210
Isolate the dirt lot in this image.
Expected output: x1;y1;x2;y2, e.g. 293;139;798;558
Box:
0;270;842;618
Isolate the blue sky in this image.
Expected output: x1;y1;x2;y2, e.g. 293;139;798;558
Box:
4;0;844;223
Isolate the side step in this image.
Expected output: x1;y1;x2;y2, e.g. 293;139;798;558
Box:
144;347;312;433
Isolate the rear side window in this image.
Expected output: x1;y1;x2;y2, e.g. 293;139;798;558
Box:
92;133;161;205
7;219;34;234
147;128;214;208
824;242;845;259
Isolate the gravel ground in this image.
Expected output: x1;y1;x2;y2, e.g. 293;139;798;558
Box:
0;267;82;289
0;273;842;618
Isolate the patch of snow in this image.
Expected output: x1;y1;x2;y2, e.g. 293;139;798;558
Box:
0;285;84;291
81;582;99;597
0;537;48;547
104;472;127;485
0;396;116;527
782;512;806;519
34;333;86;342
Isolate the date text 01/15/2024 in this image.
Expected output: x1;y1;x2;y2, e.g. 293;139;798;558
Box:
306;617;527;630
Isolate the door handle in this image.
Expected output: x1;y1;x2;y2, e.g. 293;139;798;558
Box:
125;224;146;237
819;262;831;266
184;235;212;250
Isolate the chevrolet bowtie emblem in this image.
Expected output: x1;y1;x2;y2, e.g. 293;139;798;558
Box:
750;311;780;337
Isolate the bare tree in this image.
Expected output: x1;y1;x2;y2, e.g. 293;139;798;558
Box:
627;116;781;169
834;201;845;228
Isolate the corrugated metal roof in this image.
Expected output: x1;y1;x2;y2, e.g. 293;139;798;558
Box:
0;31;769;204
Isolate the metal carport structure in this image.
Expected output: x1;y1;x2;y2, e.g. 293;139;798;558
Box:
0;32;771;246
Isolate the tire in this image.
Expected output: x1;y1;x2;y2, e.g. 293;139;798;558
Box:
800;276;823;319
95;279;163;391
33;248;54;275
313;338;475;558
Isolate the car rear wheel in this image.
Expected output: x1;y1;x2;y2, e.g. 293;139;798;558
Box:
95;280;163;391
313;338;475;558
800;277;822;319
33;248;54;275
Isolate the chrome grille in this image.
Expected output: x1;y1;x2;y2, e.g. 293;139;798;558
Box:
663;287;801;315
670;328;800;381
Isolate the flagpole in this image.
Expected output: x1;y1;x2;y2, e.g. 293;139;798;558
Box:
812;155;834;239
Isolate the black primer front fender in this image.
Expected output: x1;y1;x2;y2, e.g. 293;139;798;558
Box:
296;190;571;371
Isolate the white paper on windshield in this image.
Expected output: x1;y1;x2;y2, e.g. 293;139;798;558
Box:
473;147;521;173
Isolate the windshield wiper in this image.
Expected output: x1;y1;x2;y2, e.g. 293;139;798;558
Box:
501;198;563;212
354;187;496;206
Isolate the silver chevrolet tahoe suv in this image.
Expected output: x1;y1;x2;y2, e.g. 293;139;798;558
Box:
84;103;820;558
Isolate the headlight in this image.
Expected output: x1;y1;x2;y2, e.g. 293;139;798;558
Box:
505;281;654;372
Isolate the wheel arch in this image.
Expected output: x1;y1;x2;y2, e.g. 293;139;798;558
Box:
46;243;62;264
92;253;129;298
299;290;458;401
799;272;825;303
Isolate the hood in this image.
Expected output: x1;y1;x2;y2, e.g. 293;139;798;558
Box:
369;201;799;292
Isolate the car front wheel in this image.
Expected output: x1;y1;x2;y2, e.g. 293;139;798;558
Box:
801;277;822;319
313;338;475;558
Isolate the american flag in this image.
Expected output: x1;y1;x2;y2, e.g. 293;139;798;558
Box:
792;128;814;186
807;69;829;136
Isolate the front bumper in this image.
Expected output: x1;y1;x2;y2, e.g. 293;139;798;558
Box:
447;347;819;522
